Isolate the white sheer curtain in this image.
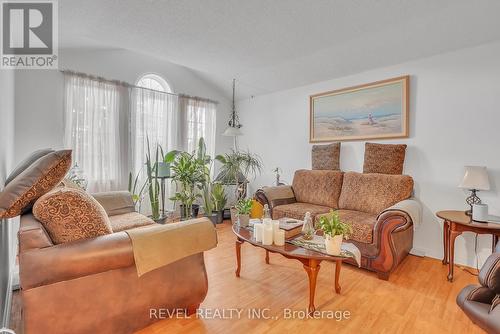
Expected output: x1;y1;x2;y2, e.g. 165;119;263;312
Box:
63;73;126;192
179;96;217;157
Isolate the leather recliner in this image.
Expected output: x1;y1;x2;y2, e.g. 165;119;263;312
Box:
457;243;500;334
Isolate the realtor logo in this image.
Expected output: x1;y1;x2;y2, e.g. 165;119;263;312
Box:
1;0;58;69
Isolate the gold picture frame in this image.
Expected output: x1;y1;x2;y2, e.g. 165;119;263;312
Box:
309;75;409;142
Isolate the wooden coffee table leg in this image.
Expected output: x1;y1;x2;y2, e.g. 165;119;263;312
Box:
265;250;270;264
334;260;342;294
235;239;243;277
303;259;321;313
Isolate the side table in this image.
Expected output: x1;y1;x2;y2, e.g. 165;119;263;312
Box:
436;210;500;282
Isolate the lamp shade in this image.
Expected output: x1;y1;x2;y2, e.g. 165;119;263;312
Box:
222;126;243;137
458;166;490;190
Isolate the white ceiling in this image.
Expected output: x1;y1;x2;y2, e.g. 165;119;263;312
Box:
60;0;500;99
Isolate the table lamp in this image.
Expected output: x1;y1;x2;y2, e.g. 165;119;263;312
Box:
458;166;490;216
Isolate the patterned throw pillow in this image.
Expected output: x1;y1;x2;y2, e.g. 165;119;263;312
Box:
363;143;407;175
311;143;341;170
33;187;113;244
0;150;72;218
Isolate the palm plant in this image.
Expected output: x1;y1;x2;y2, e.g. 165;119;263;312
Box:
214;150;263;201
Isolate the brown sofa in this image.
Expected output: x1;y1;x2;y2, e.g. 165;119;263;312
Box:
18;191;211;334
256;169;416;280
457;243;500;333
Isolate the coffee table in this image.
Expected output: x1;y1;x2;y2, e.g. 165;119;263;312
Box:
232;224;346;313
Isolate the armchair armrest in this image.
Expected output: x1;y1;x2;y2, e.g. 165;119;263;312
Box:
92;191;135;216
255;185;296;213
19;231;134;289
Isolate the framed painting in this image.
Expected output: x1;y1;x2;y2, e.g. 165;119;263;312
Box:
309;75;409;142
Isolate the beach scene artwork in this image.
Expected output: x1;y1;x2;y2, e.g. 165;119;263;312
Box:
310;76;408;142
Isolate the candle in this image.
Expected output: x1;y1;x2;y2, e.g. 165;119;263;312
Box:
263;218;273;227
272;220;280;233
262;225;273;245
254;223;263;242
274;229;285;246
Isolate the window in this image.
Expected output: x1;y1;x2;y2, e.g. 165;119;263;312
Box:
136;74;171;93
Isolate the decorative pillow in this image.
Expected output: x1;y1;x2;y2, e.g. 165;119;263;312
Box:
363;143;407;175
33;187;113;244
311;143;341;170
292;170;343;208
5;148;54;185
0;150;72;218
338;172;414;214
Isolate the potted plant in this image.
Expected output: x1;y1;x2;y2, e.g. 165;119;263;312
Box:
166;150;204;220
317;210;352;255
235;198;253;227
211;182;227;224
144;138;167;224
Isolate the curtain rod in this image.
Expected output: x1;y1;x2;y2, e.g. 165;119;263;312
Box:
60;69;219;104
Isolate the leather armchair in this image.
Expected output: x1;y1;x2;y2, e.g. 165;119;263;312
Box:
457;243;500;333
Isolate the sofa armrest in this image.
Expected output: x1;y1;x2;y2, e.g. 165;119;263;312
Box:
92;191;135;216
378;198;422;229
19;231;135;289
458;285;497;306
255;185;296;214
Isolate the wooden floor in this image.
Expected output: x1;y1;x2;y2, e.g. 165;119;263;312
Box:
11;221;484;334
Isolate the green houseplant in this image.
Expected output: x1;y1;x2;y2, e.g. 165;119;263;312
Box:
211;182;227;224
235;198;253;227
317;210;352;255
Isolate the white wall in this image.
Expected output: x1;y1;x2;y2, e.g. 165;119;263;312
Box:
14;48;233;164
238;41;500;268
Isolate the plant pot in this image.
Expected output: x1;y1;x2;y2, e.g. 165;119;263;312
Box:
205;212;218;226
179;204;200;220
213;210;224;224
238;214;250;227
325;234;343;255
149;215;167;225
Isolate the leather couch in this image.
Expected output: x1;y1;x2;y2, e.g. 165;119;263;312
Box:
255;169;417;280
457;243;500;333
19;191;210;334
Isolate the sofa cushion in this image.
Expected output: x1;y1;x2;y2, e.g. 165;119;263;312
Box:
5;148;54;185
272;202;331;221
109;212;155;232
0;150;72;218
312;143;341;170
33;187;113;244
363;143;407;175
339;172;414;214
316;209;376;244
292;169;343;208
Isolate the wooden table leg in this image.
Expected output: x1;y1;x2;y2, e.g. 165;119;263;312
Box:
303;259;321;314
265;250;270;264
447;228;461;282
492;235;499;253
235;239;243;277
334;260;342;294
442;220;449;265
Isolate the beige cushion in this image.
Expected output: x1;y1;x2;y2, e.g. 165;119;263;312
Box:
363;142;407;175
316;209;376;244
311;143;341;170
109;212;155;232
0;150;72;218
339;172;414;214
5;148;54;185
92;191;135;216
292;169;343;208
272;202;331;221
261;185;296;207
33;187;113;244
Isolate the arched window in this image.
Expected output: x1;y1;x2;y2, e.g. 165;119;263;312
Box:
136;73;172;93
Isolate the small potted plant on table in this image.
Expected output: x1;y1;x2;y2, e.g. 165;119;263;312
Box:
235;198;253;227
317;210;351;255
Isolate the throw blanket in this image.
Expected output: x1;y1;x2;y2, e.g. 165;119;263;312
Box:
380;198;423;230
126;218;217;276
